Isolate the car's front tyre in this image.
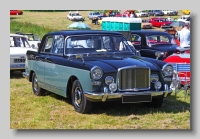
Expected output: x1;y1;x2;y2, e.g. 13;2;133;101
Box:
32;72;45;96
71;80;92;114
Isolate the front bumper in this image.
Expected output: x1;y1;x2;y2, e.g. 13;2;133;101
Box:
22;71;29;80
84;84;172;102
10;64;25;70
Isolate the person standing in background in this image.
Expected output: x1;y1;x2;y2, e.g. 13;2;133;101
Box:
179;22;190;48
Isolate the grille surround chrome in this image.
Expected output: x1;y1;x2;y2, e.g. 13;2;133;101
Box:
117;66;151;91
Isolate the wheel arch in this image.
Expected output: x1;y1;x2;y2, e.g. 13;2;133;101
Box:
29;70;35;82
66;75;78;98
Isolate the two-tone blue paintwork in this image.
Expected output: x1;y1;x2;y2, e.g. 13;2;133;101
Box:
23;30;172;102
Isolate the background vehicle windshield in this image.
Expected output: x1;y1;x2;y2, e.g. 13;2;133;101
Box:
146;35;176;46
93;12;100;15
10;36;30;47
65;35;134;54
154;10;162;12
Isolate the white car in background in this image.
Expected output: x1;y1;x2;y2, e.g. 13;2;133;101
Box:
10;34;37;73
177;15;190;23
162;10;178;16
15;32;41;49
136;10;148;17
67;11;84;21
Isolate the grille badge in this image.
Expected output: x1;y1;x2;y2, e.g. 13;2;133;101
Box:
133;88;138;91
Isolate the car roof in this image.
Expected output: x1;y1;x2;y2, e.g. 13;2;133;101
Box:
10;34;26;37
47;30;123;36
130;30;172;35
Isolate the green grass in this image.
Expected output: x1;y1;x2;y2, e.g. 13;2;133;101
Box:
10;11;190;129
10;71;190;129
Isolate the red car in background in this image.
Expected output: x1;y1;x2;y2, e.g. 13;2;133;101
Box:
164;48;190;93
150;17;172;28
10;10;23;15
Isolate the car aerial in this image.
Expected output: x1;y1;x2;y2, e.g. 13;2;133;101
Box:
10;34;37;73
164;48;190;95
88;11;101;20
23;30;173;114
67;11;84;21
162;10;178;16
147;10;164;16
149;17;172;28
15;32;41;49
10;10;23;15
141;19;152;29
119;30;179;60
182;10;190;15
136;10;149;17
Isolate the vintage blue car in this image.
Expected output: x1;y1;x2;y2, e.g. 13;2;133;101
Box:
23;30;173;114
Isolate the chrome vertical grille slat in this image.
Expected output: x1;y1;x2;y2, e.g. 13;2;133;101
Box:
118;66;150;91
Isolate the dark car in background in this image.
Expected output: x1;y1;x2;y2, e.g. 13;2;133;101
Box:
148;10;164;16
109;11;121;17
119;30;178;60
23;30;173;114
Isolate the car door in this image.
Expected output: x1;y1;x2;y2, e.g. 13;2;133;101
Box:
34;36;54;86
44;35;65;96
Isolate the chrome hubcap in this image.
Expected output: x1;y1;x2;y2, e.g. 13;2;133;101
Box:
74;87;82;107
33;75;38;92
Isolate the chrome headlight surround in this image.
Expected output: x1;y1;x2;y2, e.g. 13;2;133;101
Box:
90;66;103;80
105;76;114;85
162;64;173;76
150;74;159;83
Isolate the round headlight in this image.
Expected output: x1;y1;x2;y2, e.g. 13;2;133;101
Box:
105;76;114;85
90;66;103;80
150;74;159;83
154;81;162;90
109;83;117;93
162;64;173;76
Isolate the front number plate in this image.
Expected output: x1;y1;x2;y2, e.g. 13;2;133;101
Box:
122;94;152;103
14;59;25;63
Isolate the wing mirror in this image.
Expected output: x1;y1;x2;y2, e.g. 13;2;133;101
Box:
155;51;165;60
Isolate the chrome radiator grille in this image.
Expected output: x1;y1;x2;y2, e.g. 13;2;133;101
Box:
118;67;150;91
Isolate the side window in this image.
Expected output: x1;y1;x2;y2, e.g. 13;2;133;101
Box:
52;35;64;55
131;34;141;45
102;36;112;49
41;36;54;53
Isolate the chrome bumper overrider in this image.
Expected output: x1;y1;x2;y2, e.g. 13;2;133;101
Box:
84;84;172;102
22;72;29;80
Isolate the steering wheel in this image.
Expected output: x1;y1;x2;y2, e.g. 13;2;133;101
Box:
72;45;84;48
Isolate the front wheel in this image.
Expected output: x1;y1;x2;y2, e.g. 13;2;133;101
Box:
32;72;45;96
71;80;92;114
